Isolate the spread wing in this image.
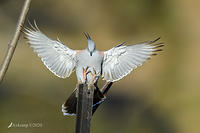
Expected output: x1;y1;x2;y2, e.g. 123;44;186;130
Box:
24;23;77;78
102;38;164;82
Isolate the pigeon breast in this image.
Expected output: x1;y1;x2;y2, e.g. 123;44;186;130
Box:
75;50;103;84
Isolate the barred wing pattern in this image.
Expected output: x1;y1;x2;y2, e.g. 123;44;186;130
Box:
24;25;77;78
102;38;163;82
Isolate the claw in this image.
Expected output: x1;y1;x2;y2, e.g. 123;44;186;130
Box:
85;66;89;71
93;68;96;75
82;66;91;83
82;66;89;73
91;68;100;84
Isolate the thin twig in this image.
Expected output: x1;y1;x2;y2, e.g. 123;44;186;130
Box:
0;0;31;83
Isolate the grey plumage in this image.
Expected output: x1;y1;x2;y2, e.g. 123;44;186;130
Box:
24;23;163;83
24;22;163;116
76;48;103;84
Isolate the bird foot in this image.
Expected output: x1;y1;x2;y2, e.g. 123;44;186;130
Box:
91;68;100;85
82;66;91;84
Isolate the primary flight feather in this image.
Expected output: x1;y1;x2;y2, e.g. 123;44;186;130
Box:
24;22;163;116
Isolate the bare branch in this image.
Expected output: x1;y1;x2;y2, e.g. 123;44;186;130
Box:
0;0;31;83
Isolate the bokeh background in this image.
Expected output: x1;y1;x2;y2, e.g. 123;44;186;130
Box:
0;0;200;133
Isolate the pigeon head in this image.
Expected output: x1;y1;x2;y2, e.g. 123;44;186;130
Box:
84;32;96;56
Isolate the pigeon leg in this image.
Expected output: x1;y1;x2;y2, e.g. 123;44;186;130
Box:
91;68;100;85
82;66;90;83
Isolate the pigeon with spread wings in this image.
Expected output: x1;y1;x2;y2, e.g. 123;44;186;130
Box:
24;22;163;116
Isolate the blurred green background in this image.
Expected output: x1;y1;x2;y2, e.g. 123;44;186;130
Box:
0;0;200;133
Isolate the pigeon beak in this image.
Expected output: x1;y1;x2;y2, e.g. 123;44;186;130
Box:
90;51;92;56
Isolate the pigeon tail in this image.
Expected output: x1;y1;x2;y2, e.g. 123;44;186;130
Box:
62;86;105;116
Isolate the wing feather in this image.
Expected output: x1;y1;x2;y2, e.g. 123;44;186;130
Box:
24;24;77;78
102;38;164;82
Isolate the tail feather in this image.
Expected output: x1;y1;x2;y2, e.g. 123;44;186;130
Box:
62;89;77;116
62;86;105;116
